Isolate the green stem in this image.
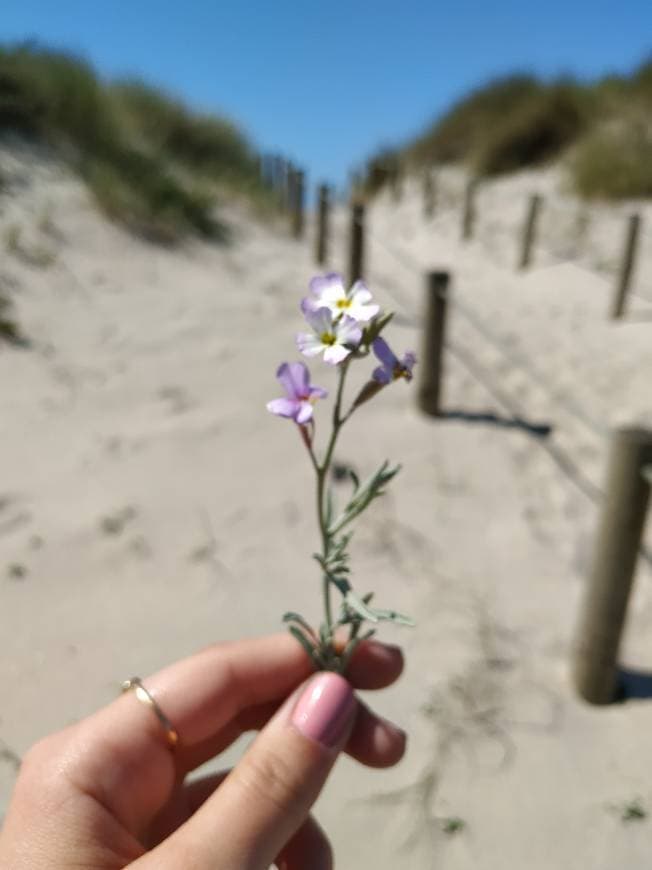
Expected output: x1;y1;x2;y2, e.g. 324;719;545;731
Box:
320;359;349;475
306;443;319;474
316;472;332;632
315;360;351;643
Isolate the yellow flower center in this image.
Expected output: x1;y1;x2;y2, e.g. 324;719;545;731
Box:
320;332;336;345
336;298;351;310
393;364;409;380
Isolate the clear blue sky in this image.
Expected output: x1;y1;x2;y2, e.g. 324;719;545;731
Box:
2;1;651;191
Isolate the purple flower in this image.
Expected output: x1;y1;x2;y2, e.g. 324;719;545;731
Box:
305;273;380;323
297;306;362;365
266;362;327;424
372;337;416;384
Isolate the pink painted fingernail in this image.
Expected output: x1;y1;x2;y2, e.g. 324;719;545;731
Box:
291;672;356;748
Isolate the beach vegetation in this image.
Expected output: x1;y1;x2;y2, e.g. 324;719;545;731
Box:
0;292;27;347
365;57;652;200
571;111;652;199
0;43;267;241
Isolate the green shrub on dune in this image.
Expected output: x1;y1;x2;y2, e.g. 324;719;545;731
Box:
0;43;265;241
368;57;652;201
111;81;257;183
0;45;116;150
410;74;542;166
473;81;592;175
571;113;652;199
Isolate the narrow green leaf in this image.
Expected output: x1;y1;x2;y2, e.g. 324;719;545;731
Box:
372;607;416;627
282;612;318;640
330;574;351;597
345;589;379;623
328;462;401;535
365;310;395;344
287;626;324;668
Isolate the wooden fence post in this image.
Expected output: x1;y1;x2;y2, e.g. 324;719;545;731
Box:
423;169;436;219
292;170;305;239
461;179;477;240
286;165;296;213
518;194;542;270
573;427;652;704
259;154;268;186
391;165;403;202
274;155;287;203
611;214;641;319
349;170;363;201
418;271;450;417
315;184;329;266
348;200;365;286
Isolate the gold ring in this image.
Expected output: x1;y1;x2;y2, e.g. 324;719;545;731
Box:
121;677;179;749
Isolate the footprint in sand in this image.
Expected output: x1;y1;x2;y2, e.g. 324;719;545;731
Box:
158;385;194;415
99;505;137;536
0;495;31;539
6;562;28;581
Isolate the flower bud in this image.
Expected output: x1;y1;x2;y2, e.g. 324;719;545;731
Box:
351;379;384;410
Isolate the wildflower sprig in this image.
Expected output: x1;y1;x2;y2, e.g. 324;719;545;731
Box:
267;272;416;673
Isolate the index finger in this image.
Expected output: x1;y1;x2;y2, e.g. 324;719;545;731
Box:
45;634;403;834
135;633;403;749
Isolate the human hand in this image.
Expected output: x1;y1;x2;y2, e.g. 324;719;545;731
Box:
0;633;405;869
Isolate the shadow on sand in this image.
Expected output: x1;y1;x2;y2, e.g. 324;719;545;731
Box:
616;667;652;701
625;310;652;324
439;408;553;439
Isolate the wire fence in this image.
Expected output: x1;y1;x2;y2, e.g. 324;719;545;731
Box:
328;203;652;569
408;172;652;306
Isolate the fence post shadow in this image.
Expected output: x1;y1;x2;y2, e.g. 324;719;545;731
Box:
616;667;652;701
417;270;553;436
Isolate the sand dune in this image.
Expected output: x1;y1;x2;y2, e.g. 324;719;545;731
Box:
2;141;652;868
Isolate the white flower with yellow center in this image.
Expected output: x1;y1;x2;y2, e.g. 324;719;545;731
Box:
296;306;362;365
308;273;379;322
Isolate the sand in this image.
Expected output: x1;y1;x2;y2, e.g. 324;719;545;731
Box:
2;140;652;868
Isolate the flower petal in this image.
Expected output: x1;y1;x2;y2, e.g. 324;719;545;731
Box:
402;351;417;372
277;361;310;399
296;333;325;356
275;362;298;400
319;284;346;305
323;344;351;365
267;398;300;419
372;364;392;384
350;281;372;304
336;316;362;346
372;336;397;367
300;296;320;316
309;385;328;400
349;300;380;322
310;273;344;299
304;305;333;334
295;401;314;424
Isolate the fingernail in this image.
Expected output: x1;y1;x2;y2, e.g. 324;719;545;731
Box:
291;672;356;748
382;716;407;742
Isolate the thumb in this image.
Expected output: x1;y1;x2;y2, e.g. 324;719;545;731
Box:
153;672;356;870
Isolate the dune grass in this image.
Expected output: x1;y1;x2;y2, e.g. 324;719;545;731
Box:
111;81;256;182
473;81;591;176
571;112;652;200
0;292;27;347
0;43;266;241
366;58;652;200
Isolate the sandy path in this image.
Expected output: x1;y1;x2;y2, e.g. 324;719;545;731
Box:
2;145;652;867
